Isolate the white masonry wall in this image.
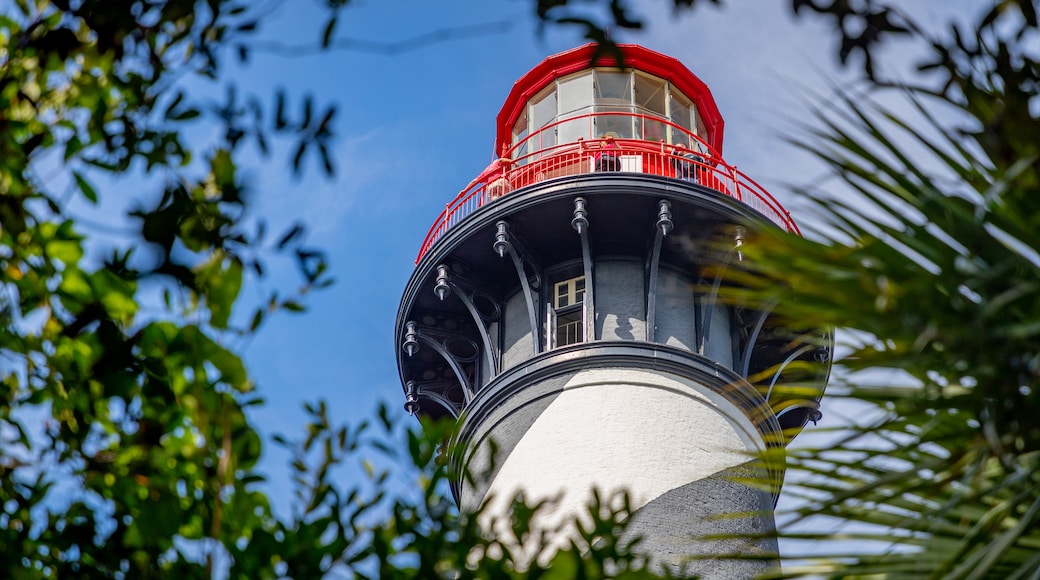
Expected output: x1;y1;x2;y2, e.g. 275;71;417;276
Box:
464;367;777;577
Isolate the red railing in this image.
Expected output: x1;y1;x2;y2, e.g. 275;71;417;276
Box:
415;113;799;264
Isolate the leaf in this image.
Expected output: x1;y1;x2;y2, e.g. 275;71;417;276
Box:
281;300;304;313
72;171;98;204
172;108;200;121
302;96;313;127
163;91;185;119
291;140;307;174
46;238;84;266
94;269;138;323
376;403;393;433
274;89;287;129
322;15;338;48
249;308;264;332
211;148;236;189
316;105;336;135
205;338;249;391
277;223;303;249
194;255;242;329
64;134;84;160
318;142;334;176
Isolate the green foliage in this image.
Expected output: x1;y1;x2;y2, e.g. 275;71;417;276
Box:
0;0;334;576
714;1;1040;577
253;405;667;580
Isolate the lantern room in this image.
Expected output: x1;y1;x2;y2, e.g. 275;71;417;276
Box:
495;44;724;159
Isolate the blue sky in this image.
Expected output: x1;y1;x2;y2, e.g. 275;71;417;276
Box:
213;0;977;524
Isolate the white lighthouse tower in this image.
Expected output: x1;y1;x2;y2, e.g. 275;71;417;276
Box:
395;44;830;577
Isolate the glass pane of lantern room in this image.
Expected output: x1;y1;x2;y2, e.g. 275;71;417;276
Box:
530;85;558;154
559;71;593;116
669;90;693;148
595;71;634;138
595;107;634;138
557;72;593;145
635;73;666;116
635;73;667;142
693;103;707;147
596;71;632;101
512;106;529;161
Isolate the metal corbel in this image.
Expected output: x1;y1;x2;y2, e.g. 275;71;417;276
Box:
738;298;780;379
572;197;595;342
401;320;476;404
492;220;542;355
433;264;500;376
776;404;823;426
404;381;460;419
646;200;673;343
763;344;815;403
698;229;742;355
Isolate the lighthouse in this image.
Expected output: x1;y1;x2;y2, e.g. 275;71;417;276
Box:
395;44;831;576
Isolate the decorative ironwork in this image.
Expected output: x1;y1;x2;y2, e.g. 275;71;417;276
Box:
764;344;816;403
404;381;420;416
573;197;595;343
739;300;778;378
416;331;477;404
656;199;673;236
493;221;511;257
571;197;589;234
432;264;501;376
402;378;466;419
402;315;480;408
402;320;420;357
646;199;672;343
494;220;543;355
434;264;452;301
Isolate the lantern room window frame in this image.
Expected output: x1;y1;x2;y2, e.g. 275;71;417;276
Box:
510;69;706;154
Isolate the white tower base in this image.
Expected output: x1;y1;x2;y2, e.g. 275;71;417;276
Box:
458;360;780;577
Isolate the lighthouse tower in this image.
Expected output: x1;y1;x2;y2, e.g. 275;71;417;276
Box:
395;44;830;576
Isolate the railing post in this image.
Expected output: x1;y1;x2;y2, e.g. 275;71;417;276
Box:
731;164;742;202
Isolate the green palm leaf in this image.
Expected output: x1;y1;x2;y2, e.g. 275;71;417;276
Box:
723;3;1040;577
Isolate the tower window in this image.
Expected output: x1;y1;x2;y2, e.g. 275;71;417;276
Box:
551;276;585;347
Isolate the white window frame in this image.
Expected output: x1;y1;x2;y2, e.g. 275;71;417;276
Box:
549;276;586;348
